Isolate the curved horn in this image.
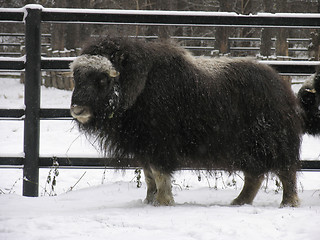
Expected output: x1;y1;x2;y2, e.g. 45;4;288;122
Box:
306;88;317;93
109;69;120;78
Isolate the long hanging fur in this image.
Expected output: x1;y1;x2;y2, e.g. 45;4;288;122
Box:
70;37;304;175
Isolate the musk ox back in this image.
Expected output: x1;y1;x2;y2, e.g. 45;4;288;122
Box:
70;37;304;207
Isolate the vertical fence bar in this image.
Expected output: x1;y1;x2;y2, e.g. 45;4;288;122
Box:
23;6;42;197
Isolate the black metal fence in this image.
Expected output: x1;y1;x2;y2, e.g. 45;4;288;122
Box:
1;5;320;197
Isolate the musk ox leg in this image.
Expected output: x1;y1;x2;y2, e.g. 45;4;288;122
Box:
150;166;174;206
231;172;264;206
277;170;300;207
143;166;157;204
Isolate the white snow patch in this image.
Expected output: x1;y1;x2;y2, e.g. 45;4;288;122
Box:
0;56;26;62
22;4;44;22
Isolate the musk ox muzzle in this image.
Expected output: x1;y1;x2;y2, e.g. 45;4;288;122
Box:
70;104;92;124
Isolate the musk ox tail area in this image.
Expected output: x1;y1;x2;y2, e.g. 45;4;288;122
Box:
298;68;320;135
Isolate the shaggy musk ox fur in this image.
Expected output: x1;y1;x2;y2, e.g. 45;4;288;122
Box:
70;37;305;207
298;69;320;135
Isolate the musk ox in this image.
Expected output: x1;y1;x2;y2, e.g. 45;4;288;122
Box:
298;69;320;135
70;37;312;207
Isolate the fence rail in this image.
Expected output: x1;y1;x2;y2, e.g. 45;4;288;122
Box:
0;34;313;58
2;156;320;171
1;5;320;197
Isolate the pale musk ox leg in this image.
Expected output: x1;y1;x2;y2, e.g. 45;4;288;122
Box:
231;172;264;206
149;166;174;206
143;165;157;204
278;170;300;207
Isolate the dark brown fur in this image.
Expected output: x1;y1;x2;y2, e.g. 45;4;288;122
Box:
298;69;320;135
71;37;304;206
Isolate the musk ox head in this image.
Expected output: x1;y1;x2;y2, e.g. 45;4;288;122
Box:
298;70;320;135
70;54;120;125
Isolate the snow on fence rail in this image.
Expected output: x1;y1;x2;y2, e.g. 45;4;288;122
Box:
1;4;320;197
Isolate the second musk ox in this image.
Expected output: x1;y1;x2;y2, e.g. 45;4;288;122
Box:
298;69;320;135
70;37;319;207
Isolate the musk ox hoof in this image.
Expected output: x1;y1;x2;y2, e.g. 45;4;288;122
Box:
230;198;252;206
143;197;155;205
280;197;300;208
143;195;175;206
152;198;175;207
146;193;175;206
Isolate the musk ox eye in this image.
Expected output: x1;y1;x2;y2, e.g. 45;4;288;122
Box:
88;72;109;86
99;77;108;85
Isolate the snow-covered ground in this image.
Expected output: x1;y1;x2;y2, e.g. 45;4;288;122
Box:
1;76;320;240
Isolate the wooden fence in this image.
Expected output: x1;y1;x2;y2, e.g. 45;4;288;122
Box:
1;5;320;197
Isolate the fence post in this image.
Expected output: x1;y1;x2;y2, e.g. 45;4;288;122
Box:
23;6;42;197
